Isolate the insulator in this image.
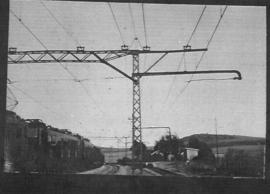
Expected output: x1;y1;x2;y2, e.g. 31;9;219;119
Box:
9;47;17;53
121;44;129;50
143;45;150;51
77;46;85;52
183;44;191;50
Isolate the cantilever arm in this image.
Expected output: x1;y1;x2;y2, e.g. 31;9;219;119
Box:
93;53;135;82
133;70;242;80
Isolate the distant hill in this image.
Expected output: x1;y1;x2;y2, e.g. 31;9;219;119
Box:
180;133;265;148
100;147;129;153
99;134;265;153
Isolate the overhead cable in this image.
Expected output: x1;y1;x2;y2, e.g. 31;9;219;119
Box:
108;2;126;45
128;3;137;38
171;6;228;105
10;9;48;49
10;84;64;117
10;9;106;116
141;3;148;46
186;5;207;45
40;1;81;46
163;5;207;103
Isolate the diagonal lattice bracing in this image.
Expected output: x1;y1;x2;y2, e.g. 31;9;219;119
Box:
8;48;207;64
132;54;142;162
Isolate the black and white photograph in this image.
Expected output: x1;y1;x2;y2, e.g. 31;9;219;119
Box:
0;0;269;193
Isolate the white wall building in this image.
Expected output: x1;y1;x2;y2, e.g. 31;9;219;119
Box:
184;148;199;161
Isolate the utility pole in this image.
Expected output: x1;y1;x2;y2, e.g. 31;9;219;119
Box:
215;118;219;167
123;137;130;158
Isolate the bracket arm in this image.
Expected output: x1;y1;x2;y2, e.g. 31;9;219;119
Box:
93;53;135;82
133;70;242;80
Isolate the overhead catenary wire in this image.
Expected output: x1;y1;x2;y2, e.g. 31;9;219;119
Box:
163;5;207;103
10;84;85;128
171;6;228;106
128;4;143;49
40;1;81;46
108;2;126;45
10;9;106;116
186;5;207;45
141;3;149;46
10;9;73;78
128;3;137;38
10;9;47;49
10;84;65;118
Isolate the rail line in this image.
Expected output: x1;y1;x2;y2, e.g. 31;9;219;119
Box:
145;167;179;176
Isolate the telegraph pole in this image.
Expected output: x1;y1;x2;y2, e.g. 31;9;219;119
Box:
215;118;219;167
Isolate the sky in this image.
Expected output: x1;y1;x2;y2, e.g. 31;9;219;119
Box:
7;0;266;147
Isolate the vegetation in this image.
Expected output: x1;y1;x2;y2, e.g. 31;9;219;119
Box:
152;135;214;163
218;148;264;177
130;140;147;160
187;137;215;162
153;135;183;160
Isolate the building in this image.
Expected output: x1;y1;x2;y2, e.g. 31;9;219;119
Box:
183;148;199;161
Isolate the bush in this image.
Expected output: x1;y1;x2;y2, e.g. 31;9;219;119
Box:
219;148;264;177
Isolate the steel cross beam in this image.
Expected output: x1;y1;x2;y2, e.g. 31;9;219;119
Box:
7;48;207;64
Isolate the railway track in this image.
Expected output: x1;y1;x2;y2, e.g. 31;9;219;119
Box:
145;167;179;176
106;165;120;175
78;164;120;175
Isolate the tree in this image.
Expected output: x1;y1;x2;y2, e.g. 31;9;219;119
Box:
130;140;147;160
154;135;182;160
188;137;215;162
220;148;264;177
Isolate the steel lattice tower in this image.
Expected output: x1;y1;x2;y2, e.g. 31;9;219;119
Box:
132;54;142;161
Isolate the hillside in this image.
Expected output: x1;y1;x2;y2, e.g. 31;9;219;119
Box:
180;133;265;148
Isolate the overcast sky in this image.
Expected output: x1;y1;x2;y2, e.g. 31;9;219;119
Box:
7;0;266;147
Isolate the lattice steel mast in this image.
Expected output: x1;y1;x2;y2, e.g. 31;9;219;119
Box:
132;54;142;161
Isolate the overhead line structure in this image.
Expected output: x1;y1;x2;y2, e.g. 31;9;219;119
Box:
8;46;243;172
8;47;207;165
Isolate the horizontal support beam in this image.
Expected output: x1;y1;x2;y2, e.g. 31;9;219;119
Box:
8;48;207;64
8;48;207;56
133;70;242;80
